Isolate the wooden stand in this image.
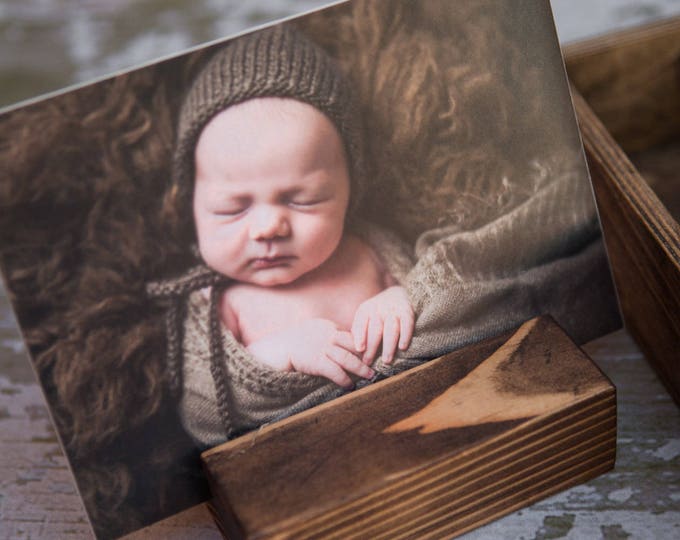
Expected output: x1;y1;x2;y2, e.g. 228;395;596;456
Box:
201;316;616;539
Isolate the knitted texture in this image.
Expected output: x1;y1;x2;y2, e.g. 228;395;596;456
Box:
171;221;416;447
146;264;227;298
172;24;364;216
147;264;230;398
179;287;341;446
400;155;620;361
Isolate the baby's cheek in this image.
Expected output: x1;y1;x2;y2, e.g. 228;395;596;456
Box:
305;217;344;254
200;233;238;275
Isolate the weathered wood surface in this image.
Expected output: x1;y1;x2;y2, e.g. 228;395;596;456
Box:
201;317;616;540
571;89;680;408
564;15;680;229
3;279;680;538
564;16;680;153
629;138;680;222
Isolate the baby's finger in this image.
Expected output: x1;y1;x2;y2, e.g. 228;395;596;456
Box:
399;309;415;350
351;309;369;353
334;330;358;353
328;347;375;380
316;356;355;389
381;316;400;365
363;316;383;364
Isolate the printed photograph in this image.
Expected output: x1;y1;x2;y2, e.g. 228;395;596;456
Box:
0;0;621;537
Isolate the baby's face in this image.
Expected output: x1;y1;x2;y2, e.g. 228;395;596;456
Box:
193;97;351;287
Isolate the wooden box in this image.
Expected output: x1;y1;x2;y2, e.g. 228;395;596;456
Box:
565;17;680;407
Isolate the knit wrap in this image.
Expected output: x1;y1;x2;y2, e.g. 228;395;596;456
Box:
172;24;365;216
147;221;417;447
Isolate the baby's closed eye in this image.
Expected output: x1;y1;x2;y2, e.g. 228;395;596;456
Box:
287;195;328;208
214;206;247;217
211;196;251;217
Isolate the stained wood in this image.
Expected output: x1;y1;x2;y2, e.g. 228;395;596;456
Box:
564;19;680;224
564;16;680;153
571;89;680;408
564;16;680;408
630;139;680;222
201;316;616;539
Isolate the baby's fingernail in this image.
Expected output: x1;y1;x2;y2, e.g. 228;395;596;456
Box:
366;368;375;378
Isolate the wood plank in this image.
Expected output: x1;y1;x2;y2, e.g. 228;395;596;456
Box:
572;88;680;407
564;16;680;153
201;316;616;539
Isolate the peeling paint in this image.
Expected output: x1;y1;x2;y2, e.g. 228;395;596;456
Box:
30;434;58;444
608;487;634;503
601;523;631;539
532;514;575;539
652;439;680;461
15;471;44;485
24;404;48;421
1;337;25;354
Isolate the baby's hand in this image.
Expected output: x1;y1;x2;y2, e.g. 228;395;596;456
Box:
247;318;373;389
351;286;414;365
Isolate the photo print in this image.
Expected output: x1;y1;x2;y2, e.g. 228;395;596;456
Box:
0;0;621;537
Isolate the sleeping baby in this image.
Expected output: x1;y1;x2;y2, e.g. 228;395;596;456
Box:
194;95;413;387
153;24;416;446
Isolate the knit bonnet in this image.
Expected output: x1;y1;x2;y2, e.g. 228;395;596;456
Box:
172;23;364;215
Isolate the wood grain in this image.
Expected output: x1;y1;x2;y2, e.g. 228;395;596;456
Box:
571;89;680;408
630;139;680;222
202;316;616;539
564;16;680;153
564;16;680;408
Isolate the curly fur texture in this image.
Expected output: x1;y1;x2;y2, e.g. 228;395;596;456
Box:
0;1;585;536
0;56;212;537
298;1;579;241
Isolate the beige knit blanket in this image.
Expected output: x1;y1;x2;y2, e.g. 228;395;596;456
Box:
400;156;619;362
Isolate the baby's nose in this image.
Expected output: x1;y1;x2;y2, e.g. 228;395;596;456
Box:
249;206;291;240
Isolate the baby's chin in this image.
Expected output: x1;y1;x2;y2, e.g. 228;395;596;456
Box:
236;268;305;288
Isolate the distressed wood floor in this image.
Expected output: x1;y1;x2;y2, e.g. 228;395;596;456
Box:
1;282;679;539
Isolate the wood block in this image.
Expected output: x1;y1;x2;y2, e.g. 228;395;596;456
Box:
201;316;616;539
